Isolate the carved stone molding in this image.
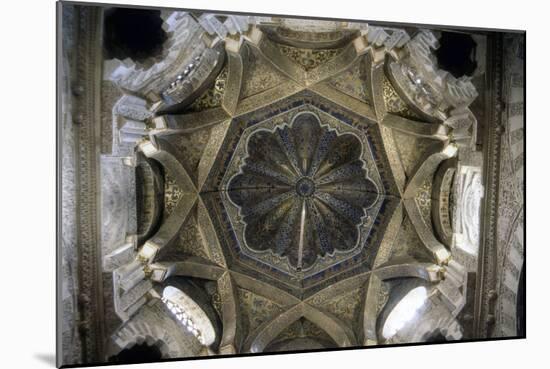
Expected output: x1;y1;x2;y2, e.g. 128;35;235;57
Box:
58;3;81;365
431;159;457;247
474;34;505;338
493;33;525;338
65;5;105;362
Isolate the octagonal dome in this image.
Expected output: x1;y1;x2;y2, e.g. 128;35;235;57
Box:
202;90;400;293
226;111;380;270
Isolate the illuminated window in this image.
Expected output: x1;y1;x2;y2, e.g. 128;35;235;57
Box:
382;286;428;340
161;286;216;346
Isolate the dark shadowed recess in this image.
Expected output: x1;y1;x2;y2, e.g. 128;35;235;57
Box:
103;7;167;63
108;343;163;364
435;31;477;78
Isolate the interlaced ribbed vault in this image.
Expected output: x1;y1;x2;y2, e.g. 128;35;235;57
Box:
100;11;482;358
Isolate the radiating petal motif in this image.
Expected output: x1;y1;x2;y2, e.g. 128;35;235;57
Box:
290;113;325;175
307;199;333;255
229;170;292;190
314;191;366;230
272;199;303;255
276;125;304;175
314;134;362;179
316;160;368;187
227;112;379;270
241;161;295;186
307;128;337;178
310;197;358;252
321;186;379;210
246;129;300;182
232;189;294;218
244;194;298;252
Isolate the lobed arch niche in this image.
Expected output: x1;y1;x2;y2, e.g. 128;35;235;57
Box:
108;297;205;362
377;278;462;344
155;276;223;349
108;278;221;363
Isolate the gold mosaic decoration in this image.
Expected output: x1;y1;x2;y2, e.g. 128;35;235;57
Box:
277;44;342;71
188;66;228;112
238;288;284;335
272;318;334;344
175;214;209;259
164;173;183;215
321;288;363;323
210;289;222;318
382;76;421;120
416;177;433;226
376;282;390;314
328;59;370;103
393;130;434;178
241;45;287;98
162;128;211;183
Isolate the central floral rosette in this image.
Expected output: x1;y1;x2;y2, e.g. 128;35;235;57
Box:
227;112;378;270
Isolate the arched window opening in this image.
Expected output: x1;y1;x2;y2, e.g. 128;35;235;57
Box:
104;8;167;65
434;32;477;78
382;286;428;340
109;343;163;364
454;166;483;256
161;286;216;346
